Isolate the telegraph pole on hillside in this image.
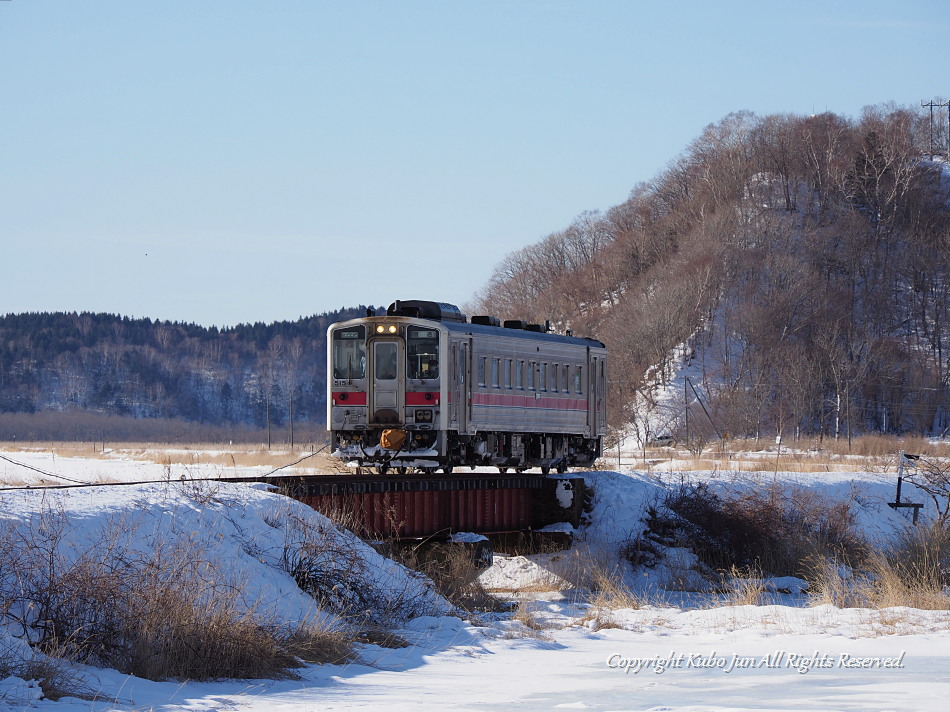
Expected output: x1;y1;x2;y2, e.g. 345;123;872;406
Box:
921;98;950;159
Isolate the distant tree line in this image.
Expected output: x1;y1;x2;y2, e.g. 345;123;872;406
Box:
0;307;370;438
472;102;950;443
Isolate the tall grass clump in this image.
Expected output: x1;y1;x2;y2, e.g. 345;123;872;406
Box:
388;541;507;614
560;547;650;630
810;522;950;610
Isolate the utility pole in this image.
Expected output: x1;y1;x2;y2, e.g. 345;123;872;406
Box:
921;98;950;159
684;378;689;445
266;390;271;450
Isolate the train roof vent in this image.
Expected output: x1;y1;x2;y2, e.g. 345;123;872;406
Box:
503;319;528;330
525;323;545;332
471;315;500;327
387;300;467;323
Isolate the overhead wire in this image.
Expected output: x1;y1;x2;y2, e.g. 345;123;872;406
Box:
0;443;331;493
0;453;88;485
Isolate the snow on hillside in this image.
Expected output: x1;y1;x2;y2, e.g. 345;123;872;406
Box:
1;449;949;711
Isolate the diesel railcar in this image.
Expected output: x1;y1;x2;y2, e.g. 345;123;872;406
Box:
327;299;607;473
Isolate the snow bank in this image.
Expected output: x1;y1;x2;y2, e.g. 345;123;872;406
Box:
1;452;948;711
0;480;450;634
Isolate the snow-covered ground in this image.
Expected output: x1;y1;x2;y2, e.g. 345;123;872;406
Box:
1;447;949;711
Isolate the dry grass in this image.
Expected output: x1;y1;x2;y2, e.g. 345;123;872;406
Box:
579;569;650;631
588;574;649;611
809;557;950;610
481;567;573;595
539;547;652;630
281;625;357;664
630;435;950;474
0;441;339;473
0;412;327;448
0;503;357;685
512;600;549;632
0;640;99;702
272;504;440;626
715;566;768;607
809;523;950;611
391;542;508;614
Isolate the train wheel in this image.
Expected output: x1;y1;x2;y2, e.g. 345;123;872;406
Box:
498;467;508;473
540;466;551;475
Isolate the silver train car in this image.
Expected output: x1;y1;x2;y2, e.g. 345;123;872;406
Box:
327;300;607;473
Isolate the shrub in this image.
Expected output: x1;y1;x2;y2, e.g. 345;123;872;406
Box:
652;482;864;579
275;507;443;624
0;506;352;682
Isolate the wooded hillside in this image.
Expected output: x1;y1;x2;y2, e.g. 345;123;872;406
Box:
472;103;950;443
0;307;369;439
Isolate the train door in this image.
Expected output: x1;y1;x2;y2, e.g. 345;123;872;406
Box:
370;340;402;424
588;351;604;436
449;339;472;433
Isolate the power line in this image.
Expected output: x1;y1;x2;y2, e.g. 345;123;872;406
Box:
0;453;87;485
0;444;329;493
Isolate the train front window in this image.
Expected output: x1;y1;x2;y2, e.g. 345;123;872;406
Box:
407;326;440;379
331;326;366;380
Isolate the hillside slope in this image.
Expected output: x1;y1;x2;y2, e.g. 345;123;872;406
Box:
474;104;950;441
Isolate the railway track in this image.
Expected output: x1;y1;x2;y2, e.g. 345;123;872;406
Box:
0;451;587;546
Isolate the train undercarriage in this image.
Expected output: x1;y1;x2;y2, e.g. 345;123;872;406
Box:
331;428;601;475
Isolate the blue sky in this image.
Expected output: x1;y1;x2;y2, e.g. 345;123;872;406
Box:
2;0;948;327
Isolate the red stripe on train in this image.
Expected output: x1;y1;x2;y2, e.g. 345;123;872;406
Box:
471;392;588;411
332;391;367;406
406;391;440;406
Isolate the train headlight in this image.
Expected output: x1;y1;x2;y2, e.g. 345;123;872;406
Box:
414;409;433;423
375;324;398;334
375;325;385;333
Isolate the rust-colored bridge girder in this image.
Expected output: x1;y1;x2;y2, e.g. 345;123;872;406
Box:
269;472;585;540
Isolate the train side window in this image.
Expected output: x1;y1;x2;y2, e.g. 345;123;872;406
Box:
527;361;535;390
575;366;583;394
515;360;524;389
539;363;547;392
562;365;570;393
491;358;500;388
477;357;486;387
551;363;558;392
504;359;512;389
